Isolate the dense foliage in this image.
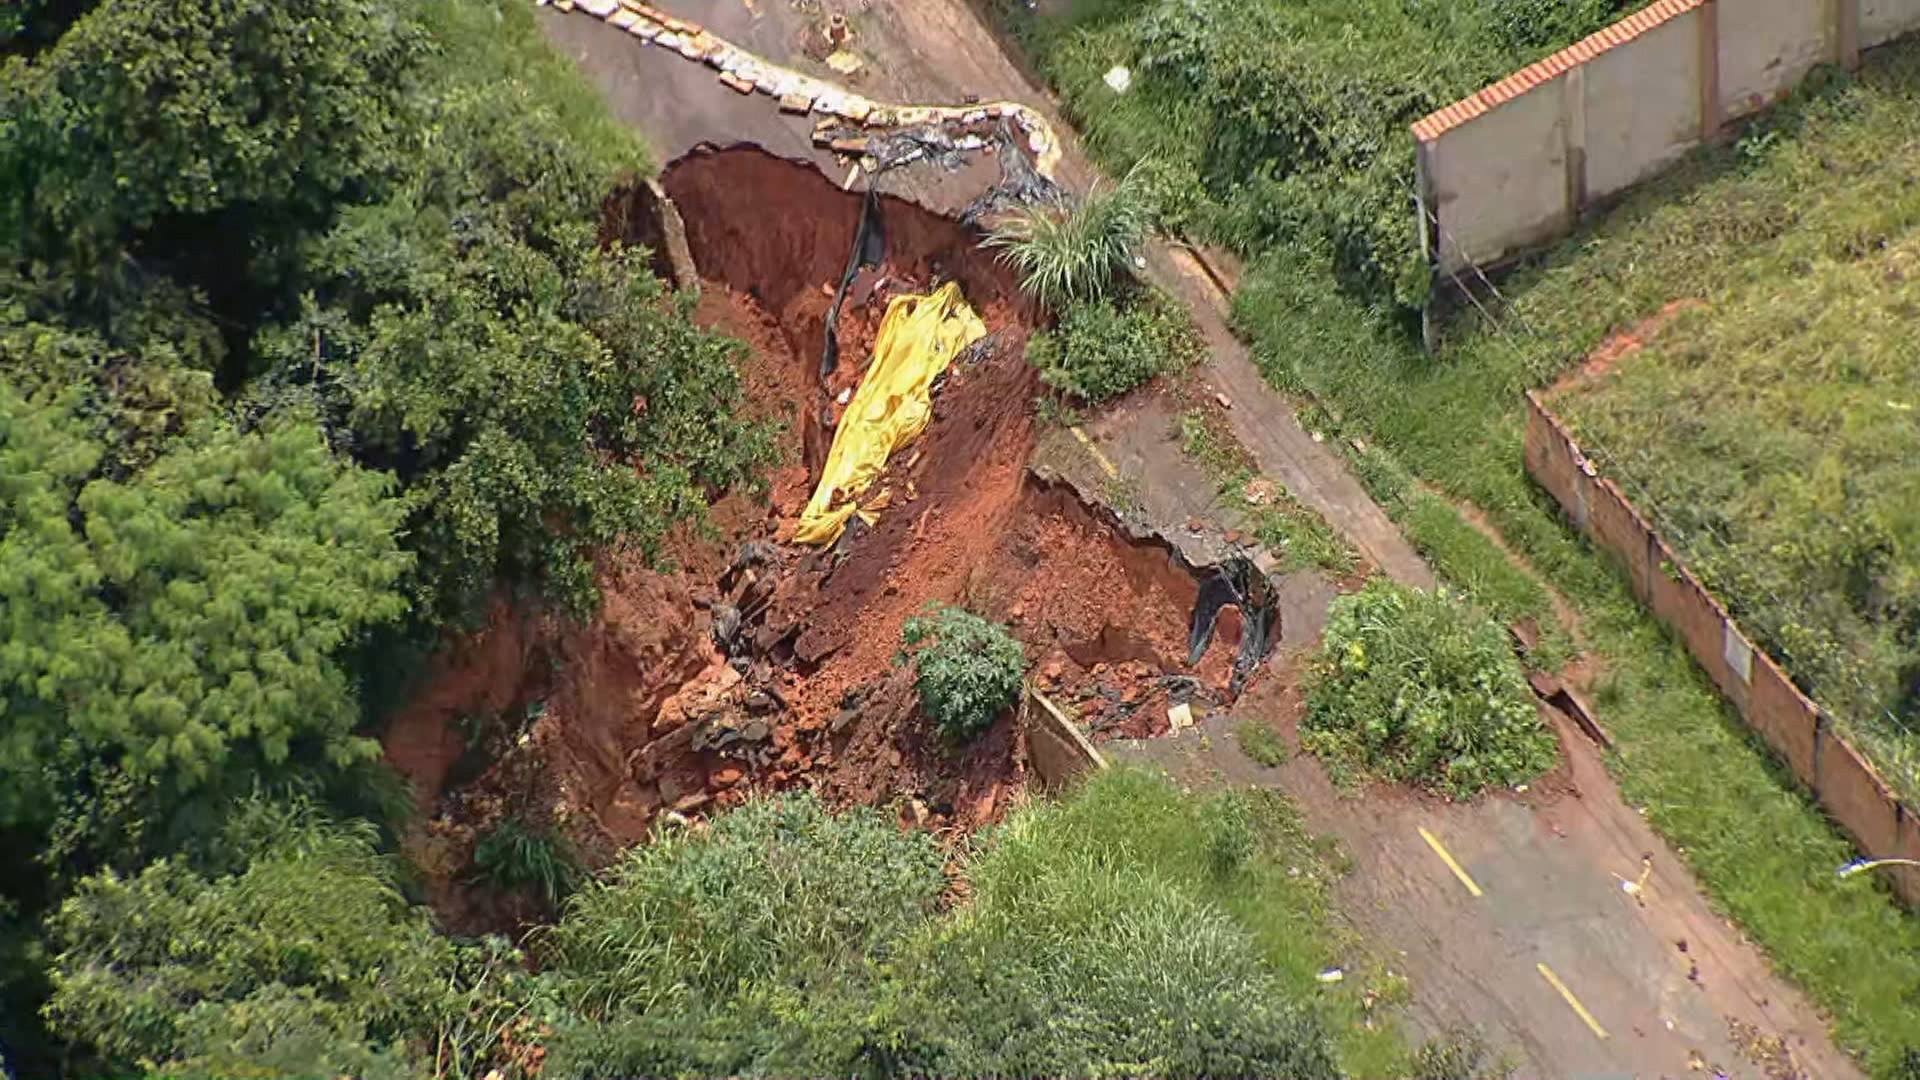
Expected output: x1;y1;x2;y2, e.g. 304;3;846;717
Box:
1026;289;1201;403
996;0;1641;309
1304;580;1556;798
46;799;531;1080
0;0;770;1070
899;604;1029;741
0;372;409;829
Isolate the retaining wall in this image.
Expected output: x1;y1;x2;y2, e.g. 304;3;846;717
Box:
1523;393;1920;904
1415;0;1920;274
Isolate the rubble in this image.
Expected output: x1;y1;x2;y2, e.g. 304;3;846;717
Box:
536;0;1063;178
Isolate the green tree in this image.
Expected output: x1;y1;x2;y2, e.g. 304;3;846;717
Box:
2;0;416;263
0;375;410;826
45;797;530;1080
256;68;771;620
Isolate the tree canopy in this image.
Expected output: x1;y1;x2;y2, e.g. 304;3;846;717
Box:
0;0;774;1067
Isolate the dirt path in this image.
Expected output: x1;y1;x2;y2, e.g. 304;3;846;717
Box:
535;4;1856;1075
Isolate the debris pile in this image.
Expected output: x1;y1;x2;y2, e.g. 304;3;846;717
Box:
540;0;1063;177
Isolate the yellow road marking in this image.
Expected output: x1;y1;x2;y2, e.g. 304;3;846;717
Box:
1537;963;1608;1039
1070;426;1120;479
1418;826;1484;898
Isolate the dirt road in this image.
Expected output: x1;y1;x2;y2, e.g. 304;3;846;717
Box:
535;2;1856;1075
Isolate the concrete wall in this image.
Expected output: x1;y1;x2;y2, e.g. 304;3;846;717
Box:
1025;688;1106;789
1522;392;1920;904
1867;0;1920;44
1582;13;1704;199
1416;0;1918;276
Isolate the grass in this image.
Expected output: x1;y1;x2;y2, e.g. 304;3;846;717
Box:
1236;718;1290;767
1555;233;1920;801
985;769;1420;1077
992;3;1920;1072
1178;407;1357;574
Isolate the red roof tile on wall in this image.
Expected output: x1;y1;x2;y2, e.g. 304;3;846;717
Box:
1411;0;1707;143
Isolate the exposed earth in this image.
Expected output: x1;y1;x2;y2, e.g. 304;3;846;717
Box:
382;2;1863;1076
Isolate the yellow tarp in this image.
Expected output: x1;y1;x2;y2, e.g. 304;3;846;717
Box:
794;282;987;546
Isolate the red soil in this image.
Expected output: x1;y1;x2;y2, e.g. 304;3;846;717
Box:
381;148;1220;931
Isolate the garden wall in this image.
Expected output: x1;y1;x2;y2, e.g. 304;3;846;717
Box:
1523;392;1920;904
1414;0;1920;275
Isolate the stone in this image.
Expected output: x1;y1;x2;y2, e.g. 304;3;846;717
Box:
739;717;771;743
719;72;755;94
710;766;744;788
779;93;815;115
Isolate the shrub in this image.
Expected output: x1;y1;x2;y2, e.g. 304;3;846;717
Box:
472;817;583;908
898;604;1028;742
983;165;1153;311
540;793;945;1077
884;770;1342;1079
1026;290;1202;403
1303;580;1556;798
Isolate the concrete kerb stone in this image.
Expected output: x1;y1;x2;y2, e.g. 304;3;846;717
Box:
1027;686;1107;789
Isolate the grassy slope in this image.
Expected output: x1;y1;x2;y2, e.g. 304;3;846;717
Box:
1555;229;1920;799
983;769;1417;1077
993;0;1920;1072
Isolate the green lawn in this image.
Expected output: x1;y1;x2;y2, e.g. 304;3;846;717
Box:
992;0;1920;1072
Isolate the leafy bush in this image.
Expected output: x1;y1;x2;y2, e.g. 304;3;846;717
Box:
45;798;526;1079
898;604;1028;742
984;166;1152;311
1304;580;1556;798
540;793;945;1078
472;818;583;908
1026;290;1202;403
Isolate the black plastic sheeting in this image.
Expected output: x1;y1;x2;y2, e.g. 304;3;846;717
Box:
820;182;886;379
1186;556;1281;694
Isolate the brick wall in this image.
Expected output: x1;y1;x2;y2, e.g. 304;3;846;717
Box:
1415;0;1918;275
1523;392;1920;904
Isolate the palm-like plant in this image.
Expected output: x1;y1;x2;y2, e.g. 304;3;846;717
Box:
984;165;1153;312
